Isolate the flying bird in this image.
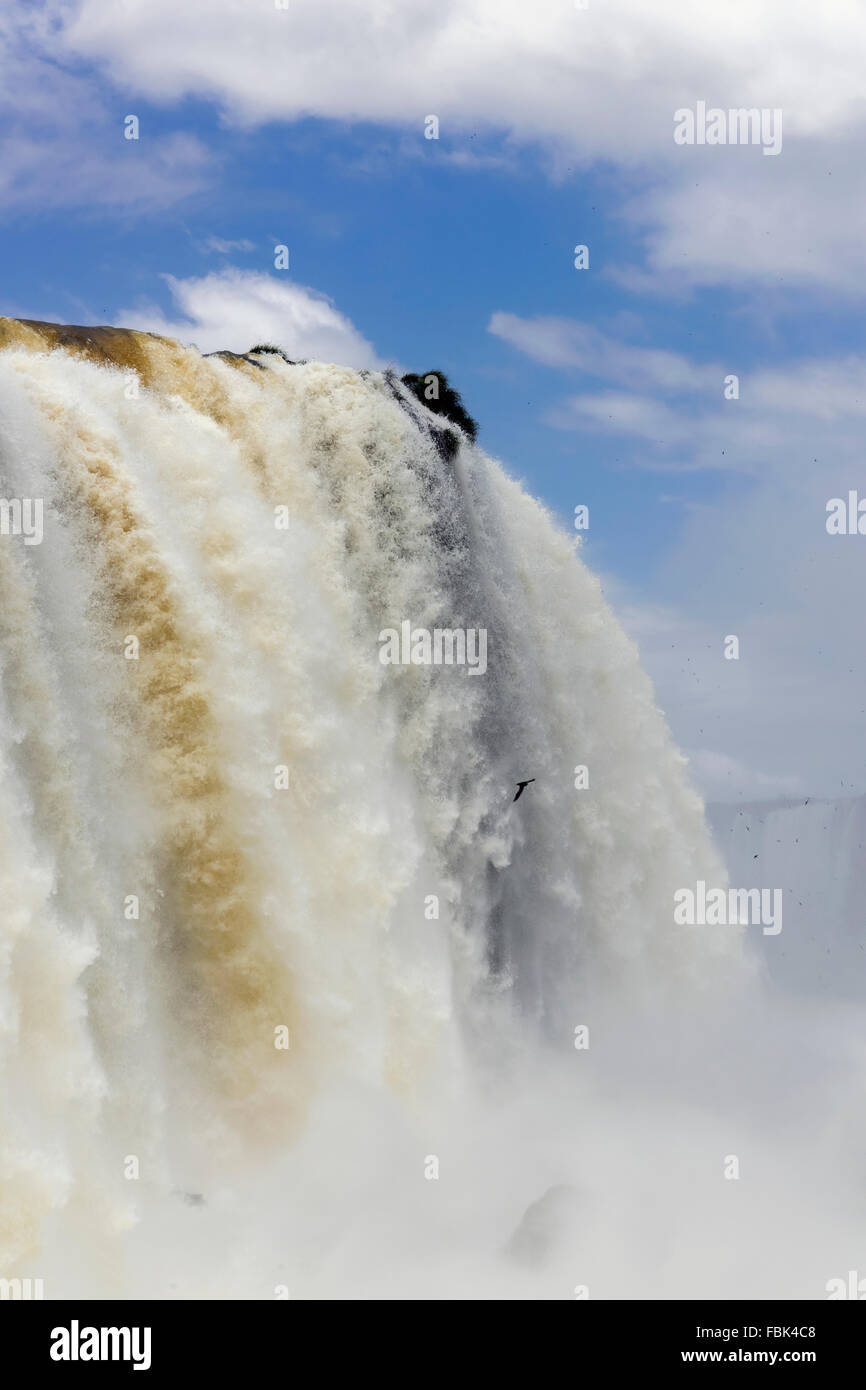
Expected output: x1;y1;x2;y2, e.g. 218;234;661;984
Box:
513;779;535;802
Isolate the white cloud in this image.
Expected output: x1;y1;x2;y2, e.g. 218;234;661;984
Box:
545;391;692;444
492;312;866;466
489;313;718;391
683;749;800;804
608;448;866;801
201;237;255;255
0;129;212;213
492;315;866;800
749;359;866;419
628;139;866;290
62;0;866;145
54;0;866;292
118;269;388;367
0;13;212;212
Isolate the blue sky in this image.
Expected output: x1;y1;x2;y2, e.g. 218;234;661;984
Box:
3;0;866;802
0;109;810;581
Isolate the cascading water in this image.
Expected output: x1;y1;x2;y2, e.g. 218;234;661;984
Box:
4;319;857;1301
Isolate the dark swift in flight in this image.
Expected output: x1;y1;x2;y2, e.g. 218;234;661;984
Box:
513;779;535;802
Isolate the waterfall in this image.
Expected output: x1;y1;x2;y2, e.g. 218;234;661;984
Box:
0;319;776;1298
709;794;866;1000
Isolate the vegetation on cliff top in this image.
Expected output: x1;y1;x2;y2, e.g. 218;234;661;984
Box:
400;371;479;442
